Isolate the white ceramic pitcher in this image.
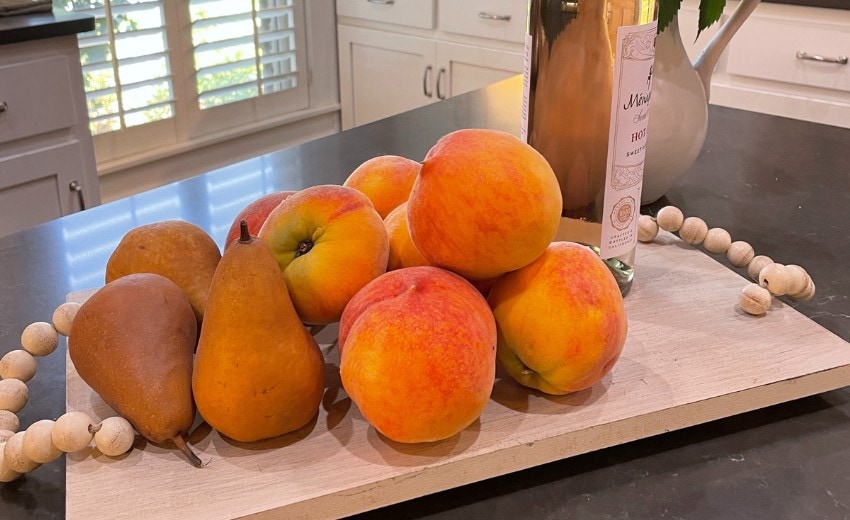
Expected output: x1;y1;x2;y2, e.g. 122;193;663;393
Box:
642;0;761;205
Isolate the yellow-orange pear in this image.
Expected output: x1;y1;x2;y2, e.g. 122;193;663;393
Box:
193;221;325;443
106;220;221;326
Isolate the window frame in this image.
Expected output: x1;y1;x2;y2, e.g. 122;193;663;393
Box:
64;0;313;167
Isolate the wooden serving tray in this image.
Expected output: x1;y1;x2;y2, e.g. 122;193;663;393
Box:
66;232;850;519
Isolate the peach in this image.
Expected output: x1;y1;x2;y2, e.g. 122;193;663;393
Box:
258;185;389;325
339;266;497;443
343;155;421;219
224;191;295;250
487;242;627;395
383;202;432;271
407;129;562;280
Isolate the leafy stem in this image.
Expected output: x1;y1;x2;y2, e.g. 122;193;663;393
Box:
658;0;727;37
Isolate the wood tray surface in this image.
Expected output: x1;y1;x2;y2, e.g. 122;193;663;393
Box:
65;232;850;519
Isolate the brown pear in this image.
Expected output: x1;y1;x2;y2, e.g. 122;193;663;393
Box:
68;273;201;466
105;220;222;326
193;221;325;443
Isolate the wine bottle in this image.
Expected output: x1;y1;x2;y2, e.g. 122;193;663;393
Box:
522;0;659;295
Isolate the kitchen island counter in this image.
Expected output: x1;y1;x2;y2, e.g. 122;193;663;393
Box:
1;76;848;519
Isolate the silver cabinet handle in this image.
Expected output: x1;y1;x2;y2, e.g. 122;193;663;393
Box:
69;180;86;211
423;65;433;98
436;67;446;100
796;51;848;65
0;101;7;113
367;0;395;4
478;12;511;21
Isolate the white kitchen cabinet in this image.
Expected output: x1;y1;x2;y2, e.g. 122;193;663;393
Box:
336;0;524;129
0;32;100;237
680;0;850;129
436;42;523;99
338;25;436;128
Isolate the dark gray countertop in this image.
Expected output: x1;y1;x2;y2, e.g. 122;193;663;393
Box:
1;76;849;519
0;10;93;46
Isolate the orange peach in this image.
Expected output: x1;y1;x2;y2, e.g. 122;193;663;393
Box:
407;129;562;280
339;266;497;443
258;185;389;325
487;242;627;395
383;202;432;271
343;155;421;219
224;191;295;250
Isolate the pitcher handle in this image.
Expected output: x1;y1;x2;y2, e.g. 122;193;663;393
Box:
693;0;762;102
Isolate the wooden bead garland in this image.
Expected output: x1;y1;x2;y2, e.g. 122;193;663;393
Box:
641;205;815;316
0;303;139;483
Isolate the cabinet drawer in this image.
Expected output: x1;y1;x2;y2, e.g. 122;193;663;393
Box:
727;16;850;93
438;0;527;44
0;142;86;237
0;56;79;144
337;0;435;29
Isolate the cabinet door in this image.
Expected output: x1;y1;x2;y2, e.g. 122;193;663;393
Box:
0;142;89;237
436;42;523;99
337;25;436;129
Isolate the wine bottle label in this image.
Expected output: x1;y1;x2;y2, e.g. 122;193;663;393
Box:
600;21;657;260
520;33;532;142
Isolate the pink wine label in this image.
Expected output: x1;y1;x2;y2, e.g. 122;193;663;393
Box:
600;21;657;259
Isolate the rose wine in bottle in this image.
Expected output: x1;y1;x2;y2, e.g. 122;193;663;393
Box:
522;0;659;295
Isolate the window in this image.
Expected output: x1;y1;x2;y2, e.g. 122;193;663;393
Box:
54;0;310;167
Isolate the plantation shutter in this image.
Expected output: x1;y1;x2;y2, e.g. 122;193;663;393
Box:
70;0;174;135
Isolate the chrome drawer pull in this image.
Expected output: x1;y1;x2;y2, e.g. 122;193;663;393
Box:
367;0;395;4
0;101;7;113
796;51;848;65
478;12;511;21
423;64;433;98
69;180;86;211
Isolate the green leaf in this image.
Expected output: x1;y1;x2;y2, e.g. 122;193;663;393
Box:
657;0;683;34
697;0;726;36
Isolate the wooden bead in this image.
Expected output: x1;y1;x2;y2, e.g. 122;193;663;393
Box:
0;435;22;483
0;411;19;433
747;255;774;281
656;206;684;232
637;215;659;242
679;217;708;245
784;264;810;296
52;412;94;453
727;241;755;268
2;431;40;474
759;263;790;296
21;322;59;357
52;302;81;337
0;379;27;413
789;277;816;301
703;227;732;254
94;416;135;457
0;350;37;383
22;420;63;464
739;283;772;316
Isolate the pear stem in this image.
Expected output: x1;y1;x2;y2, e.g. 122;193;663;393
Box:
173;434;204;468
239;220;251;243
